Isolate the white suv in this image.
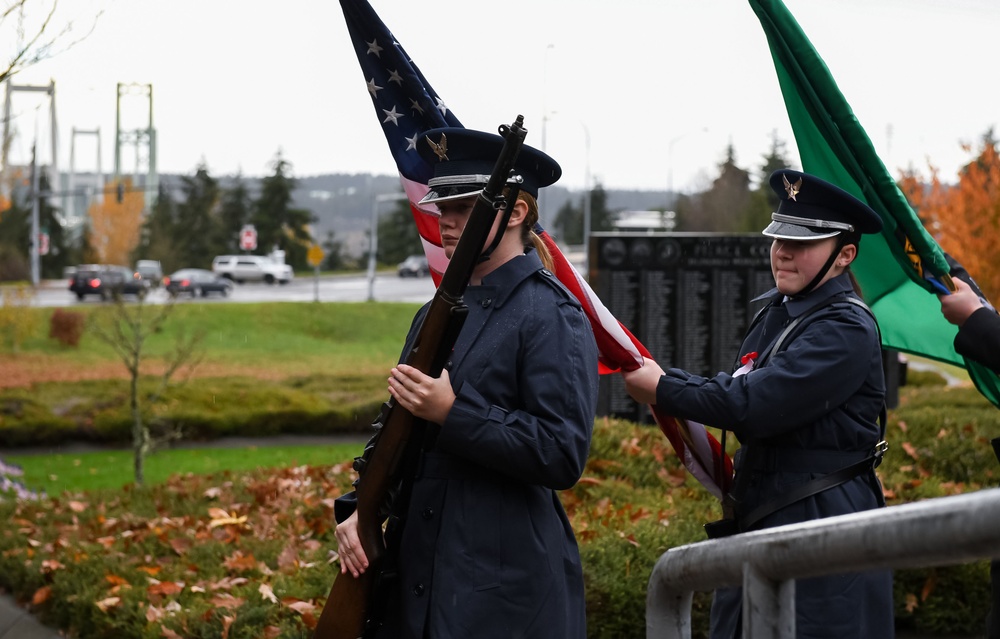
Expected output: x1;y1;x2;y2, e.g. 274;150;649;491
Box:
211;255;294;285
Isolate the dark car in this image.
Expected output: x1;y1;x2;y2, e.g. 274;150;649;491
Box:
397;255;429;277
164;268;233;298
69;265;150;301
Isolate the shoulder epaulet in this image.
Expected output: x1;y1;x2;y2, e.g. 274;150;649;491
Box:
533;268;581;308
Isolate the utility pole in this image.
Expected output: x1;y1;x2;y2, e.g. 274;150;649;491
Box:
30;145;40;286
367;192;409;302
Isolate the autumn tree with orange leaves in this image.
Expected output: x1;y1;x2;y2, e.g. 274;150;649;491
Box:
899;129;1000;302
86;178;144;265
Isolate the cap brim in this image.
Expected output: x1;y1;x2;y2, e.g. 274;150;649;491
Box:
762;220;841;241
417;186;484;206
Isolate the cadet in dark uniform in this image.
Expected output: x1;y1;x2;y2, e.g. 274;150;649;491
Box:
334;128;599;639
623;169;894;638
937;260;1000;639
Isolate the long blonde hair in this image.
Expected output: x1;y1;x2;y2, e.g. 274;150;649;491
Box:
515;191;555;272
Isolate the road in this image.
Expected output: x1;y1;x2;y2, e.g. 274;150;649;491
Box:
30;272;437;308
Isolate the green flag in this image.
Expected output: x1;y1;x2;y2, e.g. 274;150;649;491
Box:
749;0;1000;407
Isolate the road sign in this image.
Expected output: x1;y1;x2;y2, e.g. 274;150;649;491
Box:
38;232;49;256
240;225;257;251
307;244;325;267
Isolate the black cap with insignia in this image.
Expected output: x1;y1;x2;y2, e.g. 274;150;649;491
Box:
417;127;561;206
763;169;883;241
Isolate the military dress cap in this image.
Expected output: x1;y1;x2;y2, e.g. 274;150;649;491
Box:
763;169;883;240
417;127;561;205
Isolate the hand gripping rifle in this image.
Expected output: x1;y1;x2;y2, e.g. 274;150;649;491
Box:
314;115;528;639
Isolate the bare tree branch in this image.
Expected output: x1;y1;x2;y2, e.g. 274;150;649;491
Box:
1;0;103;85
86;295;203;486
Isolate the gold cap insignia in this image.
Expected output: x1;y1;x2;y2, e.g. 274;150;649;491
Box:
783;175;803;201
426;133;449;162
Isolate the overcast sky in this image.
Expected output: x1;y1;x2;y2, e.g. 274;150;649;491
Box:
5;0;999;193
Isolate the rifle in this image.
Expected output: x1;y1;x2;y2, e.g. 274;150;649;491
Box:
314;115;528;639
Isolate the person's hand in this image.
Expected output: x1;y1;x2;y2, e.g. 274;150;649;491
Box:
621;358;666;405
334;511;369;577
938;277;984;327
388;364;455;424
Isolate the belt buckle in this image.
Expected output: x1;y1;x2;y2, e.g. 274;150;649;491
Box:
873;440;889;468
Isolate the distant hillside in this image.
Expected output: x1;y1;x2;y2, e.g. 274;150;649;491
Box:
161;173;671;257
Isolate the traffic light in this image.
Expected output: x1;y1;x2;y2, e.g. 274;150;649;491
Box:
116;182;125;203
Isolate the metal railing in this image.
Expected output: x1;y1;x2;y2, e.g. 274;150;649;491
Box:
647;487;1000;638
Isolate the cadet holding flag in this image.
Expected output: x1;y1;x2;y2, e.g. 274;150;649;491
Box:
937;262;1000;639
623;169;894;638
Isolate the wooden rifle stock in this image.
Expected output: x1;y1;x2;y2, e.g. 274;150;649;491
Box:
314;116;528;639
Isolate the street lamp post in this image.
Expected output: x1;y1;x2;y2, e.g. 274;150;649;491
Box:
367;192;409;302
581;122;592;275
538;43;555;228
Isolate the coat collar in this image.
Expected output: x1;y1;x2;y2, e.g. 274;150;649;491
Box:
471;248;544;308
751;272;855;318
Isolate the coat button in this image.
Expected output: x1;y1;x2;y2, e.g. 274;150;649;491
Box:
421;507;434;520
413;583;425;596
481;298;492;308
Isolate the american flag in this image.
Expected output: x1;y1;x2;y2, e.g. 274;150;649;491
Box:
339;0;733;499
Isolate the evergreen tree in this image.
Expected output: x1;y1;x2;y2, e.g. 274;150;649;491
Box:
696;143;752;232
36;170;72;278
739;131;794;232
376;197;421;265
174;165;222;269
252;153;314;270
0;194;29;280
551;182;618;244
0;171;72;280
217;175;253;253
137;187;183;273
321;229;345;271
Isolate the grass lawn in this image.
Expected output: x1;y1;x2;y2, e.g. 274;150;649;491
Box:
3;300;423;386
5;441;364;493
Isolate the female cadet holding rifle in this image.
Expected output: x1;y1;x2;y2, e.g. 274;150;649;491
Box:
623;169;894;638
332;127;599;639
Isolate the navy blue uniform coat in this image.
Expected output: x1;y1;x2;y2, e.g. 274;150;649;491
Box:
337;249;599;639
653;273;894;638
953;306;1000;639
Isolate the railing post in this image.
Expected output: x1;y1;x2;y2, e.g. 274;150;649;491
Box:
646;558;693;639
646;489;1000;639
742;562;794;638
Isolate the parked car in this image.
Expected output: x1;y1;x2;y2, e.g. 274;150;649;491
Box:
134;260;163;288
69;265;151;301
164;268;233;298
211;255;293;284
397;255;430;277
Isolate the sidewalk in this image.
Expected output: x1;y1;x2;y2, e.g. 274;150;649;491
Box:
0;593;61;639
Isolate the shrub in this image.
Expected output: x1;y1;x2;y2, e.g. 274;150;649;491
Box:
48;309;85;347
0;377;997;636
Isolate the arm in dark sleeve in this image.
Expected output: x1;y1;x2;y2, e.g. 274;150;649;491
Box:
955;307;1000;374
655;312;875;439
435;302;599;490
